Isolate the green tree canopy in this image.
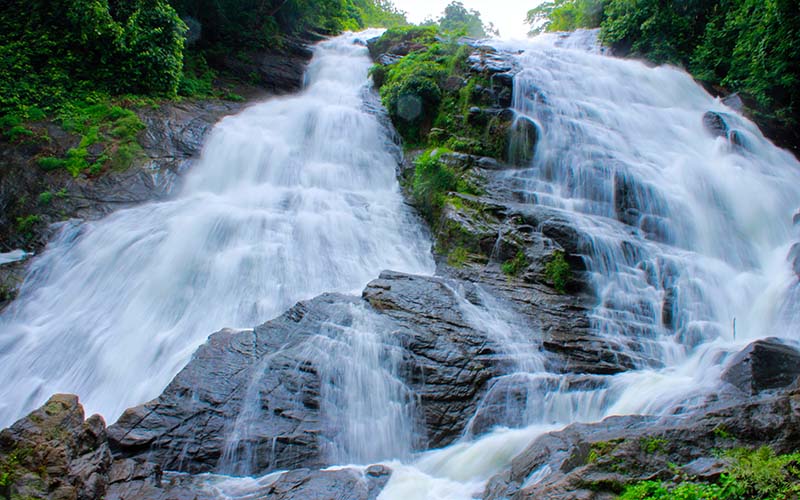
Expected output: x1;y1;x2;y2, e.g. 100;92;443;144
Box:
439;1;498;38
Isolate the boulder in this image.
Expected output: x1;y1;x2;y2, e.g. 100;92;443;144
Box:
703;111;731;138
721;338;800;394
108;272;509;475
788;242;800;278
0;394;112;500
483;386;800;499
508;116;538;167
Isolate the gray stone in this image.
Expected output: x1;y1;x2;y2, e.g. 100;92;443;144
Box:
0;394;113;500
721;338;800;394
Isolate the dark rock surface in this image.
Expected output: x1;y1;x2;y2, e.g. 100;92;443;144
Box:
107;271;514;475
721;338;800;394
0;394;112;500
106;465;390;500
483;385;800;499
216;33;320;94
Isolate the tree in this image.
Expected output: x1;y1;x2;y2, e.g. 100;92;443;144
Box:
439;1;498;38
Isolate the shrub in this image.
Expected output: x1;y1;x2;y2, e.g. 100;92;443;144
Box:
502;250;529;276
544;249;571;293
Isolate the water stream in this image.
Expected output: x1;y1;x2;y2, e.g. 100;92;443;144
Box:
0;30;434;426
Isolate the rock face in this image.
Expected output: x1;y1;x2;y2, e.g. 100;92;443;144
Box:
216;34;319;94
0;394;112;500
107;271;517;475
483;386;800;499
721;338;800;394
0;396;391;500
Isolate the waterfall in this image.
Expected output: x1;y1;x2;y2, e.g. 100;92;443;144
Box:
0;30;434;427
4;27;800;500
378;30;800;499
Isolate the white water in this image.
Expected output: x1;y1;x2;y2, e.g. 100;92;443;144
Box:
378;30;800;499
0;31;433;426
3;28;800;500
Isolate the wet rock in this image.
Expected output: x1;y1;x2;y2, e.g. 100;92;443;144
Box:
265;467;390;500
703;111;731;138
108;272;509;475
702;111;747;151
0;394;112;500
788;242;800;278
721;338;800;394
0;99;246;253
508;116;538;167
106;466;389;500
218;34;318;94
483;386;800;499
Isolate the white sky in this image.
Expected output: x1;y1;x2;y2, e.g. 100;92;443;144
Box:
392;0;537;39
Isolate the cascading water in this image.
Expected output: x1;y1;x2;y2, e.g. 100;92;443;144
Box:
376;30;800;499
0;30;434;427
3;27;800;500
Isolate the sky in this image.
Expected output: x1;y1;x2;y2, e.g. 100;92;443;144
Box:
392;0;537;39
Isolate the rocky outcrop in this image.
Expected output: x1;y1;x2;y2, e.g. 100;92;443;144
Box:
106;464;390;500
702;110;746;150
0;396;390;500
106;271;519;475
483;384;800;499
721;338;800;394
0;394;112;500
214;33;320;94
0;100;246;310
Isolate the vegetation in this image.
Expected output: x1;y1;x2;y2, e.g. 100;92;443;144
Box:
433;1;499;38
372;25;513;154
502;251;529;276
525;0;799;150
620;446;800;500
412;148;461;220
545;250;571;293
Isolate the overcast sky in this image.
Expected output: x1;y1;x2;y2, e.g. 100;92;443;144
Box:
392;0;537;39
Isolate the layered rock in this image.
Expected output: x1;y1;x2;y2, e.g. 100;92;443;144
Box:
0;394;112;500
483;378;800;499
106;271;518;475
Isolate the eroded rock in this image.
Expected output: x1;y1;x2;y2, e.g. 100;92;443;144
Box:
0;394;112;500
721;338;800;394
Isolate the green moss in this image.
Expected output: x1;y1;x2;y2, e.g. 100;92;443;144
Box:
447;246;469;268
412;148;458;220
37;157;66;171
502;250;529;277
545;250;571;293
587;440;622;464
37;191;53;205
16;215;40;237
620;446;800;500
640;437;668;454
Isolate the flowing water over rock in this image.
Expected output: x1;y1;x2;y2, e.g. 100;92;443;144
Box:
377;29;800;499
3;29;800;500
0;31;433;427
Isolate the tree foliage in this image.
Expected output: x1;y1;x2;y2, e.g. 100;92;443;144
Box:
527;0;604;35
0;0;186;114
438;1;498;38
526;0;799;145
